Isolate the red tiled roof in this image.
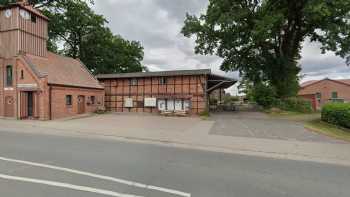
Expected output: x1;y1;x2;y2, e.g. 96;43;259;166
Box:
21;4;49;20
23;52;103;89
338;79;350;86
300;79;350;88
300;80;318;87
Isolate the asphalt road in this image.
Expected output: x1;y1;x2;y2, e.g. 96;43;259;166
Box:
0;130;349;197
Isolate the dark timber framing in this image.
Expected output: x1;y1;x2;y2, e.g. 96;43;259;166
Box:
97;69;236;115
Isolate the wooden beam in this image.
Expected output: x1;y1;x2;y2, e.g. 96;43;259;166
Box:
207;81;226;93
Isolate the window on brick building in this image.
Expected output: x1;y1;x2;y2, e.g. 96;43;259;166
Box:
66;95;72;106
130;78;138;86
159;77;167;85
91;96;95;105
20;70;24;79
331;91;338;99
6;65;13;87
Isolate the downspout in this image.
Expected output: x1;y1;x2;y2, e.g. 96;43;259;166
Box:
49;85;52;120
204;74;208;112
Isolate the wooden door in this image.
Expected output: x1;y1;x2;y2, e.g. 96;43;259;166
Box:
27;92;34;117
78;95;85;114
20;92;28;119
4;96;14;117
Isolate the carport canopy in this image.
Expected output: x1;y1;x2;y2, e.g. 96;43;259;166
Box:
207;74;237;93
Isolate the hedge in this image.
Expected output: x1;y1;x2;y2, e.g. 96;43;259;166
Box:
275;97;313;113
321;103;350;129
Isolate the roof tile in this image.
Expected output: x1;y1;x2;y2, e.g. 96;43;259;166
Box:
24;52;103;89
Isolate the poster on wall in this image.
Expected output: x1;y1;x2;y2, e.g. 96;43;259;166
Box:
124;98;133;108
158;99;166;111
144;98;157;107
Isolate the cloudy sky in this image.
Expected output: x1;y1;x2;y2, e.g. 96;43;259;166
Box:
93;0;350;95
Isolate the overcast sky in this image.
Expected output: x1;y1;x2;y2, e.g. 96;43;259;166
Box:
93;0;350;95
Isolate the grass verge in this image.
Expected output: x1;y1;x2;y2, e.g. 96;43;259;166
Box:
266;110;321;122
305;119;350;142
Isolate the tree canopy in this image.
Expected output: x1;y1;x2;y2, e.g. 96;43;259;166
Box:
182;0;350;98
0;0;144;74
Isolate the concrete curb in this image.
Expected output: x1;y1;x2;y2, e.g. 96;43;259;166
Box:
2;125;350;167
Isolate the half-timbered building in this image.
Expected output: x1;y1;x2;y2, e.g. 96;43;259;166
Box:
97;69;236;115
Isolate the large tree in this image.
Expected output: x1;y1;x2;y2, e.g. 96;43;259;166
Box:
182;0;350;97
42;0;144;74
0;0;144;74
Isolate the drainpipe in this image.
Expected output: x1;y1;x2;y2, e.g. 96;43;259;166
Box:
204;74;209;112
49;85;52;120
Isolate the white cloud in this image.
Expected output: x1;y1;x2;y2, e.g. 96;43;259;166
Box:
93;0;350;95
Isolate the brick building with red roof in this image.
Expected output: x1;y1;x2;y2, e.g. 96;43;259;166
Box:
0;1;104;120
298;78;350;110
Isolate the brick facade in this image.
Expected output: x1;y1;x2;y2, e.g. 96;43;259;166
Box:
50;86;104;119
100;75;207;115
0;3;104;120
298;79;350;110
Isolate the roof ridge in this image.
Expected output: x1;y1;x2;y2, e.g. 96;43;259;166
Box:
301;78;350;88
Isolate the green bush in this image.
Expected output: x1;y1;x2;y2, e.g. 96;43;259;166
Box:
223;96;239;104
252;83;277;108
209;98;218;105
321;103;350;129
199;110;210;117
275;97;313;113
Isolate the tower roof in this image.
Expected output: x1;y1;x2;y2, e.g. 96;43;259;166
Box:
0;1;49;20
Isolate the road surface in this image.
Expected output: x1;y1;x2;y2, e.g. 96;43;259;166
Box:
0;130;349;197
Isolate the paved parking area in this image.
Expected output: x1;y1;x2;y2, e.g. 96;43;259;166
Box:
209;112;341;143
2;112;350;165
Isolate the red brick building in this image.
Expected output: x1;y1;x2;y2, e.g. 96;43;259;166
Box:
97;70;236;115
298;78;350;110
0;2;104;120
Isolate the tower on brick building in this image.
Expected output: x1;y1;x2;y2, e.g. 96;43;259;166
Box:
0;1;104;120
0;0;48;58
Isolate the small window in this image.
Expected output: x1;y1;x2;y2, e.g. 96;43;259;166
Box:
6;65;13;87
130;78;138;86
66;95;72;106
316;92;321;99
331;91;338;99
31;14;36;23
159;77;167;85
90;96;95;105
20;70;24;79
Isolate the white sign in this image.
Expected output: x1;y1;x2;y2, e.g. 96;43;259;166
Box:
167;99;175;111
175;100;183;111
144;98;157;107
158;99;166;111
17;84;38;88
124;98;133;108
4;87;14;91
